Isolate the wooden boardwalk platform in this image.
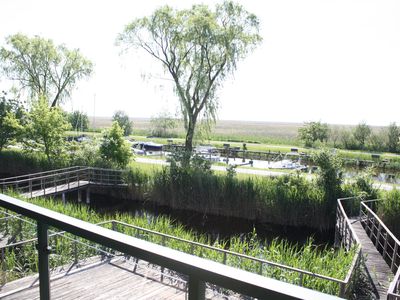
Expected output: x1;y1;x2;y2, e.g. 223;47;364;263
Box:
350;218;392;299
0;257;241;300
21;181;90;198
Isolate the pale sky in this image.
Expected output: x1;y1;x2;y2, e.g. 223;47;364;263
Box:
0;0;399;126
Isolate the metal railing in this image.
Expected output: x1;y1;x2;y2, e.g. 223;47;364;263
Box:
0;167;126;198
388;267;400;299
0;207;352;298
0;193;342;300
359;199;400;299
98;220;354;296
334;197;363;296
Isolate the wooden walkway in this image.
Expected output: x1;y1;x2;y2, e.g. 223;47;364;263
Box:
350;218;392;299
21;181;90;198
0;258;241;300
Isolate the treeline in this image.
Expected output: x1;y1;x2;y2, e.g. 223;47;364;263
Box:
299;121;400;153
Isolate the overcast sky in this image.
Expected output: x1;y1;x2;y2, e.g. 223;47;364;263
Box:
0;0;399;125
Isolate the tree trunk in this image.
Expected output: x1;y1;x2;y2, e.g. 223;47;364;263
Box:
185;118;196;153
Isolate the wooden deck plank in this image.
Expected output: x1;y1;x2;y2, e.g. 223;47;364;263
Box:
351;219;392;299
1;258;187;300
21;181;90;198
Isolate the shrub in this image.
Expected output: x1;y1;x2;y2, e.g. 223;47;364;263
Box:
99;122;132;168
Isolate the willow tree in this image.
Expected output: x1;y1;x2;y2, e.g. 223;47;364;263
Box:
0;33;93;107
118;1;261;151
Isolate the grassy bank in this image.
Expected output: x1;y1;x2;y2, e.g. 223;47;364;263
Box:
0;194;355;296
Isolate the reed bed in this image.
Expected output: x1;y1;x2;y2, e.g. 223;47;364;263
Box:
0;194;355;296
127;166;346;230
378;189;400;238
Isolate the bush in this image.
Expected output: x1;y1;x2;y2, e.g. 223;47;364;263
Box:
99;122;132;168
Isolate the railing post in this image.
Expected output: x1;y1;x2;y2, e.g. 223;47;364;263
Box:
383;233;388;260
1;248;6;285
86;188;90;204
188;275;205;300
339;282;346;298
29;179;32;198
375;223;382;249
37;221;50;300
74;240;78;265
391;243;398;272
298;272;303;286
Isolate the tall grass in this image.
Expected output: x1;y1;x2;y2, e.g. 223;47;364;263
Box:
0;194;355;296
378;189;400;238
127;164;371;231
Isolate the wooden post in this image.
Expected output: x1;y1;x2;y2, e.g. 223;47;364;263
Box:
62;193;66;206
77;190;82;203
37;221;50;300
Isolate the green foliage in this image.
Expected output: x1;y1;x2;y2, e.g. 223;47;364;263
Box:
118;1;262;151
0;91;24;152
353;122;371;150
24;97;71;164
312;149;343;221
387;122;400;153
112;110;133;136
298;121;329;147
68;138;105;167
378;189;400;238
0;33;93;107
99;122;132;168
68;110;89;131
0;195;356;295
150;111;177;137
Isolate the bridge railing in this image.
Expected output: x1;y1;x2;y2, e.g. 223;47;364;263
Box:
0;193;342;300
334;197;363;295
388;267;400;300
0;166;83;184
0;167;126;197
359;199;400;300
360;199;400;274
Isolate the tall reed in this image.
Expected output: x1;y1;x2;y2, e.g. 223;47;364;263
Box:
0;194;355;296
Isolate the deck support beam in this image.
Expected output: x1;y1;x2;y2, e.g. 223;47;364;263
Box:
188;275;205;300
86;188;90;204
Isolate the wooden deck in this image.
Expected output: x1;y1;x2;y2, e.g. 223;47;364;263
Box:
0;257;241;300
21;181;90;198
20;181;127;199
350;218;392;299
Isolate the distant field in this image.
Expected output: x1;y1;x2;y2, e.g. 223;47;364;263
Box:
91;117;303;142
90;117;387;145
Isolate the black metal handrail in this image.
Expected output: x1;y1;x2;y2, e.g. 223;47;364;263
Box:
0;193;342;300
